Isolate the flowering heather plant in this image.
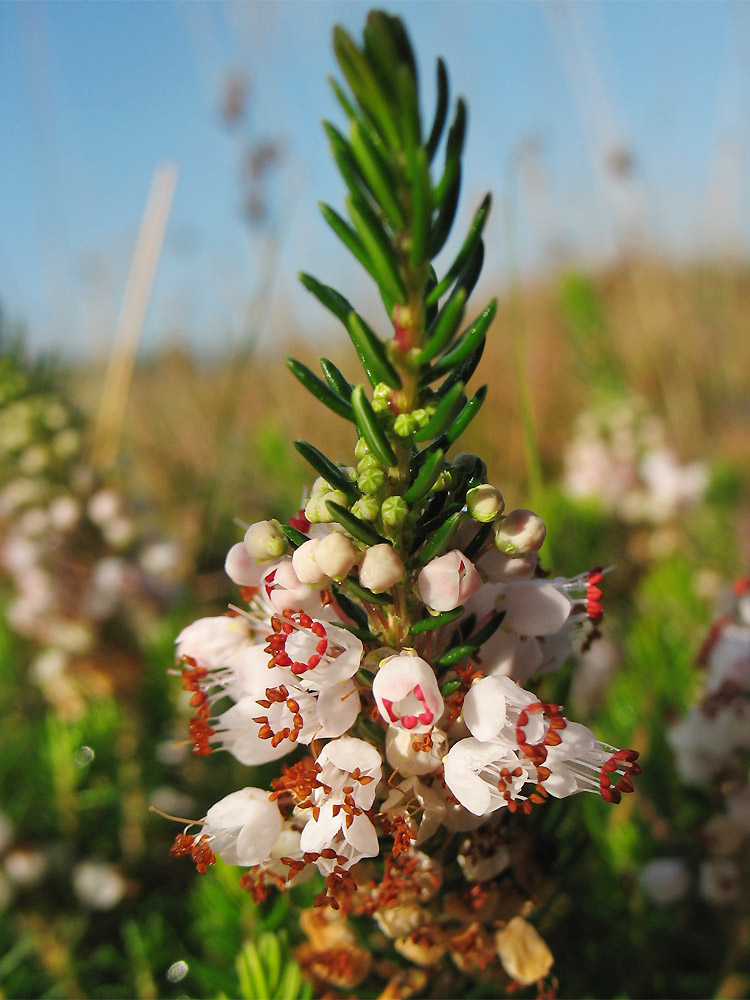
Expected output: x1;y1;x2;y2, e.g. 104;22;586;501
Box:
169;13;639;994
0;349;182;718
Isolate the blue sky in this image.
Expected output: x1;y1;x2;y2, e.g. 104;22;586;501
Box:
2;1;748;358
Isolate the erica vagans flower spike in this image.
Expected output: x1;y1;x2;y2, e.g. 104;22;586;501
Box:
167;10;639;993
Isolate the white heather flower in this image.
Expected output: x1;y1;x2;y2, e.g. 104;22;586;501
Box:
72;861;127;910
176;615;254;672
380;776;447;844
202;787;284;867
418;550;482;613
385;726;447;777
477;548;538;583
313;737;382;809
87;489;121;525
359;543;404;593
443;675;639;815
639;858;691;905
244;520;288;562
267;614;363;691
494;509;546;557
225;542;263;587
299;801;379;872
373;653;444;733
292;538;329;585
48;495;80;531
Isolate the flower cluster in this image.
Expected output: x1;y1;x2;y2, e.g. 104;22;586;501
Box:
0;354;182;717
167;11;640;992
647;576;750;907
563;399;707;525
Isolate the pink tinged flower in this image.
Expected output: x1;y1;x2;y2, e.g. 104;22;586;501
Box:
498;582;572;636
267;611;363;690
443;737;535;817
418;550;482;613
260;557;331;616
359;543;404;593
477;548;538;583
494;509;546;557
373;654;444;733
225;542;263;587
292;538;329;585
314;531;359;580
203;787;283;867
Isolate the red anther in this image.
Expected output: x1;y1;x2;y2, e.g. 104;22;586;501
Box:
549;714;566;730
286;699;299;713
316;638;328;654
588;585;603;601
320;848;337;859
299;612;313;629
588;567;603;582
303;852;320;864
289;508;310;533
312;806;320;822
600;772;611;788
312;622;326;638
601;758;618;773
275;652;292;667
618;776;634;794
546;731;562;746
518;710;529;727
733;577;750;596
307;654;321;669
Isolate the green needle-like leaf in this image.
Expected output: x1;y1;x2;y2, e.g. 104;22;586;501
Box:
403;446;445;501
426;194;491;306
433;642;478;668
433;98;466;205
300;271;352;324
408;145;432;269
349;119;406;230
412;382;466;442
440;677;463;696
326;499;389;546
409;605;465;635
346;311;402;389
417;510;461;563
318;203;375;278
346;576;395;605
347;195;408;306
329;75;357;121
293;440;359;500
417;287;467;363
351;384;398;465
426;58;449;160
319;357;353;398
444;385;487;445
279;524;308;549
429;163;461;257
467;609;506;648
333;26;401;149
462;521;493;560
286;358;354;421
428;298;497;379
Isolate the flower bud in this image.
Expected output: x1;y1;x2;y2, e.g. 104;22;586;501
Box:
243;519;288;562
418;550;481;612
292;538;329;585
393;413;417;437
357;466;386;495
373;653;444;733
357;453;382;473
306;489;349;523
314;531;359;580
494;508;546;556
359;543;404;592
466;484;505;523
381;496;409;527
351;496;380;522
354;437;370;460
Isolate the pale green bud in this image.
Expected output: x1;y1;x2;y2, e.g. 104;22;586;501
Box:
358;467;386;495
351;496;380;522
243;519;288;562
412;408;431;428
373;382;392;401
467;484;505;523
354;437;371;460
431;470;453;491
306;489;349;523
357;453;382;474
393;413;417;437
381;496;409;527
371;396;390;413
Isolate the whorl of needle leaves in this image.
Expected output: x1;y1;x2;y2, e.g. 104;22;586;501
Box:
287;11;497;569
